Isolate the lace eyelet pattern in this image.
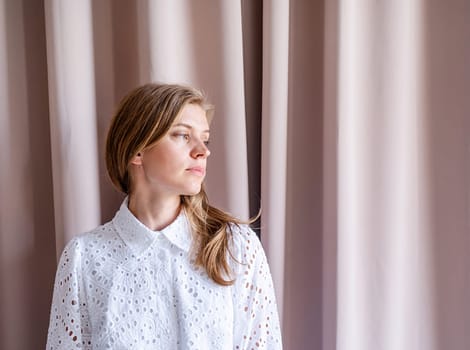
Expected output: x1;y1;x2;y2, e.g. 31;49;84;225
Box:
47;200;282;349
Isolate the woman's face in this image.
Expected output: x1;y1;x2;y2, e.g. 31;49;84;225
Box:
132;103;211;198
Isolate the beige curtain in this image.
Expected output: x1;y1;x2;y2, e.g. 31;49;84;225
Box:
331;1;470;349
1;1;469;349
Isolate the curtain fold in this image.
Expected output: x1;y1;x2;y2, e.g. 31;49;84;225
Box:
0;1;57;349
281;1;325;348
337;1;432;347
260;0;289;320
421;1;470;348
138;0;195;82
335;1;470;349
323;0;339;349
44;0;101;255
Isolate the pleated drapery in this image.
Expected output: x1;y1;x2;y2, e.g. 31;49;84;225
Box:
1;1;469;349
44;0;102;254
260;0;289;320
333;1;470;349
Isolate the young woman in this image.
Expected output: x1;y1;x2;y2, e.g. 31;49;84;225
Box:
47;83;282;349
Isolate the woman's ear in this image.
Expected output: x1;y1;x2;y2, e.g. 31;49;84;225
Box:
130;152;143;166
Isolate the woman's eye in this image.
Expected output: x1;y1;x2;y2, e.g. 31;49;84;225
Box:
203;140;210;146
175;133;190;141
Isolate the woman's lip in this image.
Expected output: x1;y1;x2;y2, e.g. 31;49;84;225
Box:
186;167;205;176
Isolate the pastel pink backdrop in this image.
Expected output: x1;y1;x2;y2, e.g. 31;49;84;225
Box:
0;1;469;349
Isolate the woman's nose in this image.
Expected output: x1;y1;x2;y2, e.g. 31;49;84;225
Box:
191;140;210;158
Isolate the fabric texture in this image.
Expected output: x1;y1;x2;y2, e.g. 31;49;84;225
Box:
46;200;282;349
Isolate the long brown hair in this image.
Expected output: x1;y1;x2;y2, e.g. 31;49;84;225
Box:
106;83;246;285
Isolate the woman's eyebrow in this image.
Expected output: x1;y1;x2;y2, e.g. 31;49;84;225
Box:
172;122;210;133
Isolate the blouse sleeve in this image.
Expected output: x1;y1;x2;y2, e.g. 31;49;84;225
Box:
231;225;283;349
46;237;92;349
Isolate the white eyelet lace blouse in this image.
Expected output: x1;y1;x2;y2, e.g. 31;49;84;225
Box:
46;200;282;349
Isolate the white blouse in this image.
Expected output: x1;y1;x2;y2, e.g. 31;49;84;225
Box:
47;200;282;349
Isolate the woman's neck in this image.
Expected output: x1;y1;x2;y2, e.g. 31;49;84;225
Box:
127;192;181;231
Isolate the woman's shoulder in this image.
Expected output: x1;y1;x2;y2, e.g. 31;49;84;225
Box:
227;222;265;262
227;222;258;243
61;221;116;256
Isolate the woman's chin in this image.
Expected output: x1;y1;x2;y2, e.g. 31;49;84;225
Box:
182;184;202;196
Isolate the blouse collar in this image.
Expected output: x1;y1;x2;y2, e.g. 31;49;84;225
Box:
112;198;192;255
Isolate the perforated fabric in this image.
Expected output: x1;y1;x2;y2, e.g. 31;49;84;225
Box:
46;200;282;349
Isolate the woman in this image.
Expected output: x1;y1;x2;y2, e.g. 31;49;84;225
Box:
47;83;282;349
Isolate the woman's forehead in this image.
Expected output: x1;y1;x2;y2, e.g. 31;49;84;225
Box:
173;104;210;130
